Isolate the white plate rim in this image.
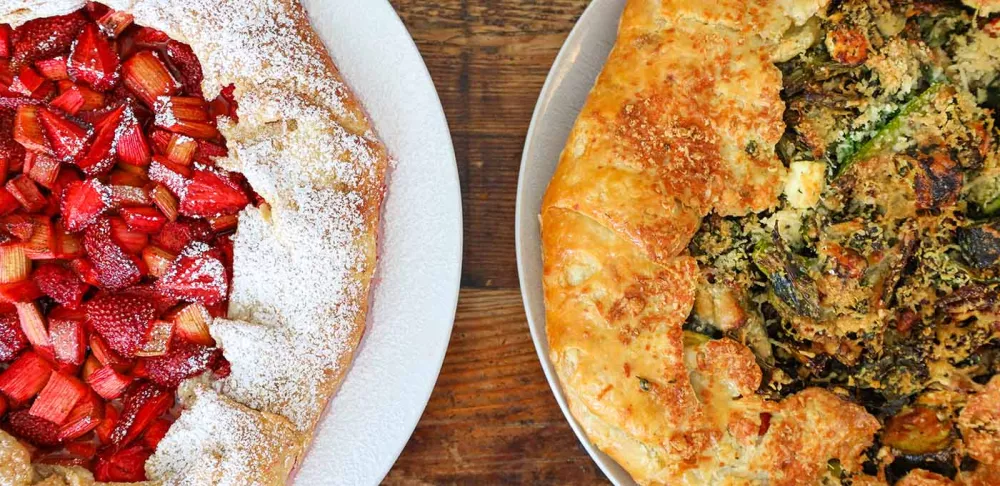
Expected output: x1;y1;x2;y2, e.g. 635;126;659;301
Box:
515;0;632;484
295;1;463;484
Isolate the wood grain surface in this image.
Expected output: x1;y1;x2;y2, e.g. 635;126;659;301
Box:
383;0;608;484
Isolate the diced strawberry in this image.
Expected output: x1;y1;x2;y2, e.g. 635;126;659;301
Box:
6;174;45;212
0;280;43;303
109;216;148;253
87;365;131;400
1;214;34;241
111;381;172;447
141;417;170;450
86;291;155;358
61;179;110;232
95;401;118;443
94;444;151;482
29;371;87;424
35;57;69;81
0;311;27;362
164;41;202;97
141;246;175;279
179;170;248;218
0;351;52;403
83;217;142;290
156;242;227;305
165;133;196;166
48;87;84;115
143;338;220;388
148;156;190;197
68;24;120;92
48;314;86;366
36;263;89;310
109;184;150;207
97;11;133;39
0;245;29;283
10;12;87;67
68;257;100;287
154;96;219;140
37;108;91;163
193;139;228;165
24;152;61;188
0;394;7;417
136;320;173;358
0;190;19;217
152;219;210;254
122;51;178;107
121;207;166;234
13;105;52;156
207;84;238;123
149;184;178;221
0;25;10;59
108;169;147;188
56;80;105;111
9;65;53;99
6;409;61;446
0;109;25;172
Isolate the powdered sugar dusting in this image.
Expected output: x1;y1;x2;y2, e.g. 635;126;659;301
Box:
1;0;387;483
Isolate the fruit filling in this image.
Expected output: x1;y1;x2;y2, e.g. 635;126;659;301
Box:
0;3;251;481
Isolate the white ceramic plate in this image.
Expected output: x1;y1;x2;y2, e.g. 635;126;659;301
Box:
515;0;632;484
294;1;462;485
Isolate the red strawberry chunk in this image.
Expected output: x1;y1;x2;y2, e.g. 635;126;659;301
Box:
148;156;190;197
142;417;170;450
0;280;43;303
6;409;61;446
29;371;87;424
11;12;87;67
0;311;27;362
87;365;131;400
61;179;110;232
165;41;202;96
143;337;220;388
83;217;142;290
152;219;211;254
86;291;156;358
94;444;152;482
9;65;52;99
0;109;25;171
24;152;61;189
121;206;166;234
95;401;118;443
0;350;53;404
6;174;46;212
0;25;11;59
97;11;133;39
156;242;227;306
35;57;69;81
179;170;249;218
111;381;172;447
34;264;89;309
37;108;91;163
67;24;119;92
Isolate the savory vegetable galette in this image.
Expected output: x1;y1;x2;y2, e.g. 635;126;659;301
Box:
542;0;1000;484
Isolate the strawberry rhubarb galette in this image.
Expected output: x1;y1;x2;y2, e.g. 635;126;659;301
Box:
0;0;387;484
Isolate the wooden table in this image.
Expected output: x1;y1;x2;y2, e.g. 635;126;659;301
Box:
383;1;609;484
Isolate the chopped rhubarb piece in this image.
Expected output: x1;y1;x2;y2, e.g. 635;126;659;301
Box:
56;81;106;111
115;107;151;167
0;245;29;283
0;311;27;362
148;156;190;198
97;11;134;38
142;417;170;450
35;57;69;81
109;184;150;207
86;291;156;358
95;401;118;443
10;12;87;67
0;351;52;403
109;216;148;253
29;371;87;424
68;257;101;287
50;224;83;259
148;128;171;154
68;24;119;92
0;394;7;417
122;51;178;107
20;216;55;259
144;338;220;388
81;355;100;381
179;170;249;218
88;334;127;369
37;108;91;163
35;264;88;309
208;214;238;234
87;365;131;400
149;184;178;221
94;444;152;482
193;139;228;164
15;301;49;349
1;214;35;241
6;174;45;212
63;438;99;457
111;381;172;447
9;65;53;99
83;217;142;290
121;207;166;234
153;96;219;140
141;246;175;279
61;179;110;233
108;168;146;188
24;152;61;188
136;320;173;357
13;105;52;155
165;133;196;166
7;409;61;446
0;25;10;59
156;242;227;305
0;280;43;303
0;189;19;216
48;87;84;114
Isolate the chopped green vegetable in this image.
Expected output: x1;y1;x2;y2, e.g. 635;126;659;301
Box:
752;238;822;320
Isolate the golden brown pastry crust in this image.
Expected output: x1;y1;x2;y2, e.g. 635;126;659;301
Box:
0;0;387;484
540;1;891;484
